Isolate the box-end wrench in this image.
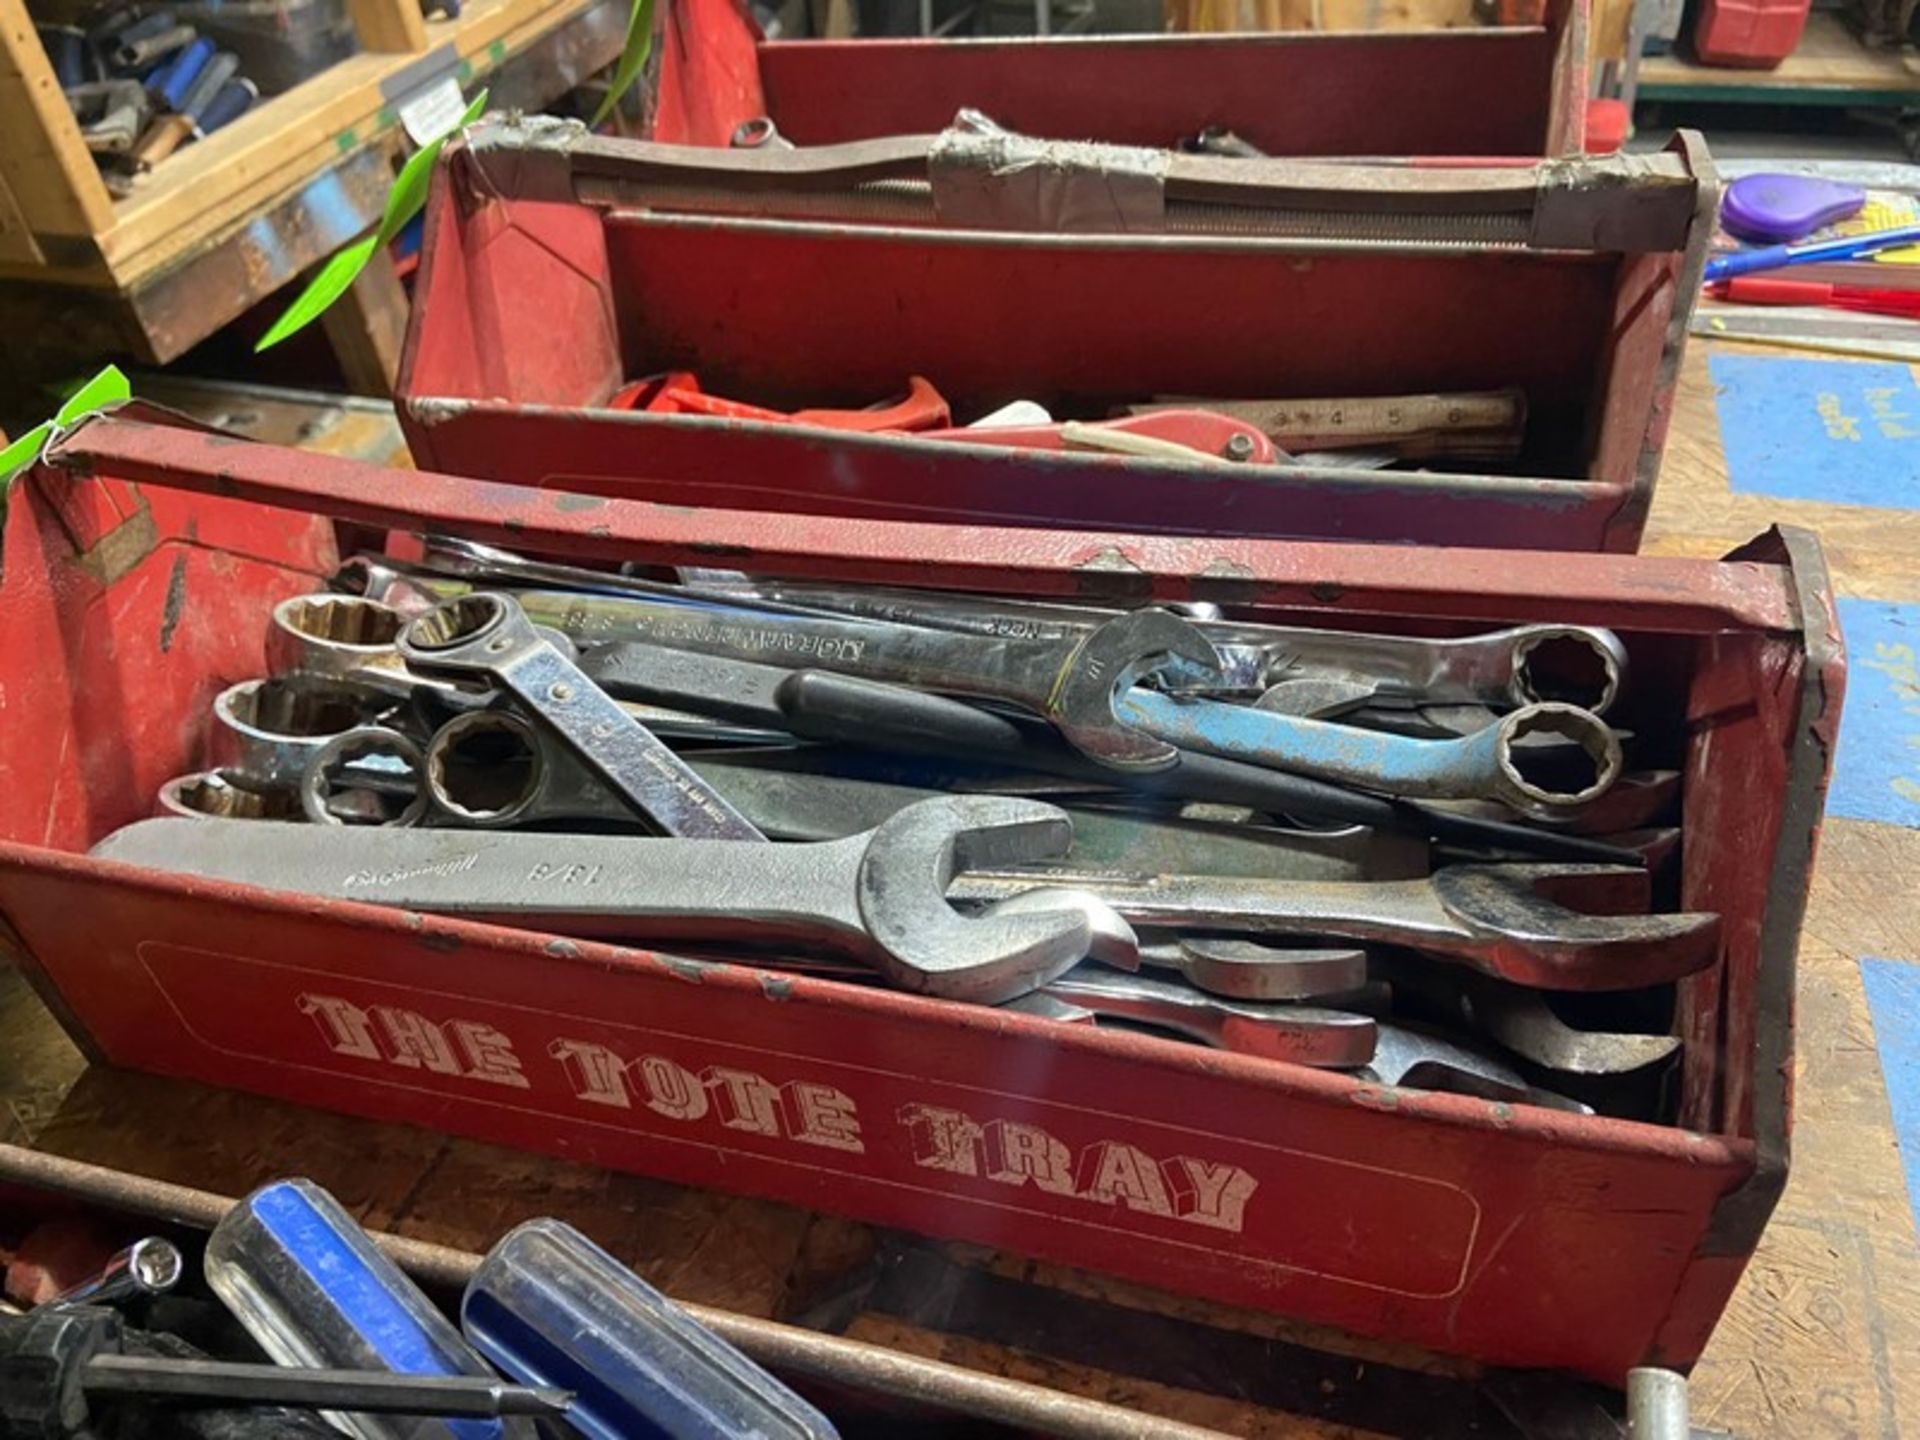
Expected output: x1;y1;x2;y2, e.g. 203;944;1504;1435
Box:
90;797;1107;1004
667;577;1627;716
267;594;788;746
480;595;1225;773
947;864;1720;990
1005;969;1377;1067
557;638;1643;866
397;594;765;842
1118;690;1622;820
419;710;1421;882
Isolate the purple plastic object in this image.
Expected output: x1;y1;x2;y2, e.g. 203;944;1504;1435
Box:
1723;173;1866;244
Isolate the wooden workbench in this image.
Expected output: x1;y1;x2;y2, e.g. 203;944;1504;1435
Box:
4;343;1920;1435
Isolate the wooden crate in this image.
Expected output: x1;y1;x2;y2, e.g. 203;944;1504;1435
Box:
0;0;616;372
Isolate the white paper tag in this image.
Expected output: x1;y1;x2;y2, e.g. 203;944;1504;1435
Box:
398;74;466;147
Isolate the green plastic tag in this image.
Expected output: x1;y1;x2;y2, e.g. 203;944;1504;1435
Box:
592;0;656;127
0;365;133;490
256;89;489;352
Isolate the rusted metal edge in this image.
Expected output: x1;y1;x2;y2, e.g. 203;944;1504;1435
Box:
0;1142;1222;1439
44;406;1800;635
1696;525;1842;1258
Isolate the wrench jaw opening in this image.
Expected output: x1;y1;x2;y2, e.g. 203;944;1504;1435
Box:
1490;704;1624;821
1050;611;1227;774
1509;627;1628;716
1432;864;1721;991
856;797;1096;1005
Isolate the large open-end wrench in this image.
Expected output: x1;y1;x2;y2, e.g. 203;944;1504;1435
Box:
1365;1024;1589;1113
1005;968;1377;1067
396;594;765;841
947;864;1720;990
1117;690;1622;819
90;796;1102;1004
394;590;1223;773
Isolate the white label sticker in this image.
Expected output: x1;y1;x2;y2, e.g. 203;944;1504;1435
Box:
398;74;466;147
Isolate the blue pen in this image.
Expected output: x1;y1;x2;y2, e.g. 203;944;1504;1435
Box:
1705;221;1920;283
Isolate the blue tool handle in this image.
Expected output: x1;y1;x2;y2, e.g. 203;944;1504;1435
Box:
152;35;213;111
206;1179;533;1440
197;77;256;135
462;1219;840;1440
1702;244;1794;283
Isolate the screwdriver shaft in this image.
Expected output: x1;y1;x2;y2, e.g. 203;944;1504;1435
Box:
82;1354;572;1418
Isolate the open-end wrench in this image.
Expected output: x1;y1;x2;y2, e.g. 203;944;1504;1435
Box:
665;577;1628;716
1365;1023;1590;1113
91;797;1108;1003
411;592;1224;773
1136;935;1371;1000
1005;968;1377;1067
1118;690;1622;819
1375;955;1681;1075
419;710;1420;880
947;864;1720;990
396;594;765;841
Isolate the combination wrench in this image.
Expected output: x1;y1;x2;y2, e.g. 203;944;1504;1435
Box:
354;568;1225;772
90;796;1108;1005
1117;690;1622;819
947;864;1720;990
664;575;1627;716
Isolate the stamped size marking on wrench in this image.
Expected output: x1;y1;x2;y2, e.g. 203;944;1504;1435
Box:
91;796;1102;1004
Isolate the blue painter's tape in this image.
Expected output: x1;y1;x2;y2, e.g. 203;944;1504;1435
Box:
1861;957;1920;1235
1709;353;1920;509
1831;598;1920;827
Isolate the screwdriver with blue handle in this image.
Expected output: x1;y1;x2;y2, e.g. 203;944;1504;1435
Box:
206;1179;838;1440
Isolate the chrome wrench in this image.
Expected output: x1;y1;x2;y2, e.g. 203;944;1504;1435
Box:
90;796;1103;1004
946;864;1721;990
396;594;764;841
1117;690;1622;819
1005;967;1377;1067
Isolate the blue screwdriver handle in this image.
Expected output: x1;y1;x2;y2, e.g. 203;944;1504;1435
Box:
463;1219;840;1440
1705;222;1920;283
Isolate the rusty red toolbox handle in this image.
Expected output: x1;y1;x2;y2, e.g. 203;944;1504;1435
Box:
44;405;1796;635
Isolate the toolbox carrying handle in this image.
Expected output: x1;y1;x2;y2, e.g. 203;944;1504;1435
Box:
45;403;1795;636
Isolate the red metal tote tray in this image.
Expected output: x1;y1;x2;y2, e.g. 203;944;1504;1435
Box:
396;124;1716;554
650;0;1591;157
0;407;1841;1383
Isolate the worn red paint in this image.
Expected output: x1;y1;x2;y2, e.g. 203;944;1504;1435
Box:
2;422;1843;1382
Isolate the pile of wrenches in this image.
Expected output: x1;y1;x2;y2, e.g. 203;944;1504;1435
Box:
92;538;1720;1119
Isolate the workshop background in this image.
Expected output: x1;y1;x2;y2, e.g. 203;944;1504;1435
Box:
3;0;1920;1435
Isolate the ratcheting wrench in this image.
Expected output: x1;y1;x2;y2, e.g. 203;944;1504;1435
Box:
89;796;1109;1004
1117;690;1622;819
1005;968;1377;1067
947;864;1720;990
397;593;764;842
